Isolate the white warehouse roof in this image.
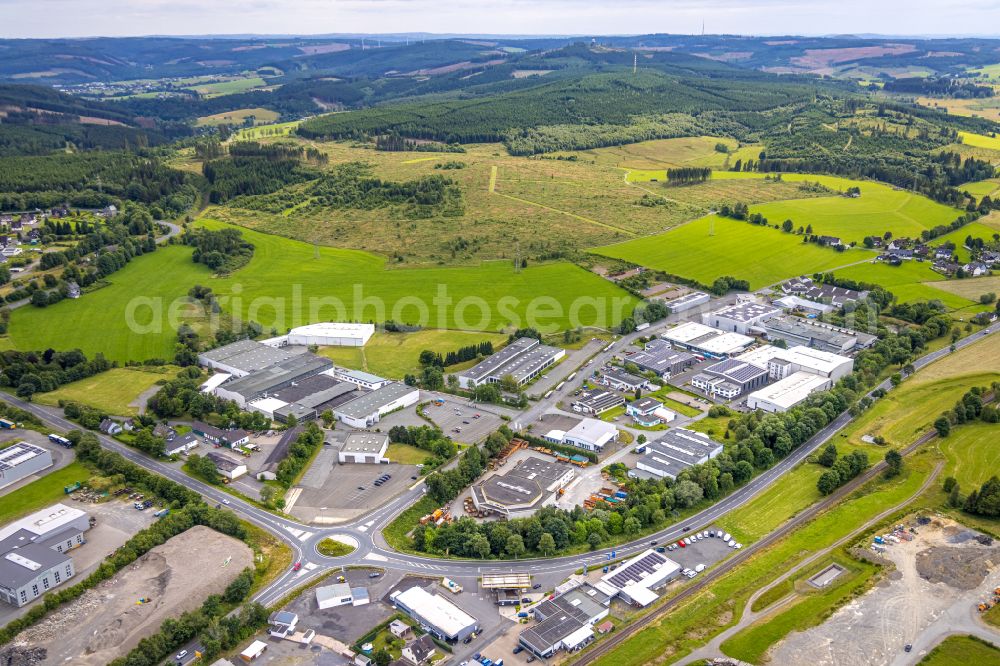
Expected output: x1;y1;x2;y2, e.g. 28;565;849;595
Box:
662;321;718;344
747;371;832;412
0;503;87;541
564;418;618;448
392;586;477;638
288;322;375;345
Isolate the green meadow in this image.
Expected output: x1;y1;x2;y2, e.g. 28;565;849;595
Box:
7;221;636;362
959;131;1000;152
959;178;1000;199
593;214;870;289
833;260;975;309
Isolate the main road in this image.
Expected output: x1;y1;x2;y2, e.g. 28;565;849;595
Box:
5;322;997;608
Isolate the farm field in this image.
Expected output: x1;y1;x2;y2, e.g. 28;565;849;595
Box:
917;97;1000;124
34;366;178;415
211;140;824;265
316;329;508;379
959;178;1000;199
5;245;212;362
919;635;1000;665
960;130;1000;152
230;119;303;141
938;423;1000;490
833;260;975;310
195;107;280;127
629;171;962;243
549;136;763;170
186;75;269;97
593;213;870;289
928;274;1000;301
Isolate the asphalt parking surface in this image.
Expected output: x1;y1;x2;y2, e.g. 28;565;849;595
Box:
423;398;503;444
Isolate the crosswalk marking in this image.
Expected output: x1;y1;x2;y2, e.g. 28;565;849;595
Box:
298;531;313;542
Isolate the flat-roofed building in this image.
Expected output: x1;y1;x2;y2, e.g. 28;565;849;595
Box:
629;339;695;379
198;339;300;378
702;301;781;335
633;429;723;480
263;322;375;347
457;338;565;389
599;367;648;392
333;382;420;429
471;456;575;518
206;451;248;480
339;432;389;464
0;442;53;490
561;418;618;452
690;357;769;399
594;549;681;607
746;371;832;413
390;586;479;642
662;322;754;359
765;345;853;381
329;368;392;390
571;390;624;416
214;354;334;408
763;315;877;354
663;291;710;312
773;295;836;316
626;397;674;427
518;583;611;658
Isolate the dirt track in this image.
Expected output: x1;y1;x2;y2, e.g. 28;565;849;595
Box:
7;525;253;665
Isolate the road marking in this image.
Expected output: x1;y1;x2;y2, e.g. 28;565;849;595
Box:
286;527;304;538
298;531;314;542
364;553;389;562
358;525;369;532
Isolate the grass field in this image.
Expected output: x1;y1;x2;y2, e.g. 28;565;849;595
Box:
387;443;433;465
187;76;268;97
959;178;1000;199
938;423;1000;490
34;367;178;415
960;131;1000;152
833;260;975;310
230;120;302;141
919;635;1000;665
918;97;1000;124
928;274;1000;301
550;136;764;170
6;245;212;362
316;538;355;557
195;107;280;127
0;462;92;526
593;213;870;289
318;330;507;379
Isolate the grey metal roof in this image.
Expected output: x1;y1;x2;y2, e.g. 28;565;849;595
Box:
460;337;538;383
605;550;670;589
707;301;781;323
220;354;333;398
601;367;645;387
342;432;389;454
0;442;48;471
630;345;695;375
573;390;624;413
0;541;69;589
642;429;721;468
703;358;768;384
200;339;299;373
334;382;416;419
206;451;244;473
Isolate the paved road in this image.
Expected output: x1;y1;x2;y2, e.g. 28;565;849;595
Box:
5;323;997;609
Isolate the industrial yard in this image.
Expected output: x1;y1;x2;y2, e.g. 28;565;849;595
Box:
6;526;253;666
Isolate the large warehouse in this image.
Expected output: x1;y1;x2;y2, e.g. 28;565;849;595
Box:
691;357;769;399
339;432;389;464
518;583;611;658
198;339;299;378
746;371;832;413
457;337;565;389
632;429;723;480
471;456;575;518
662;322;754;359
0;442;53;490
390;586;479;642
628;339;696;379
213;354;334;408
333;382;420;428
595;548;681;607
702;301;781;335
263;322;376;348
0;503;91;607
763;315;877;354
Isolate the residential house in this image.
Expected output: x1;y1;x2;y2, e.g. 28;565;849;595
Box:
963;261;990;277
66;282;81;299
389;619;413;639
402;635;436;666
817;235;843;247
625;398;674;426
153;424;177;441
98;419;122;436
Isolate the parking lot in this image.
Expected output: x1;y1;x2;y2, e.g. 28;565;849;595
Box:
0;430;74;498
422;396;505;444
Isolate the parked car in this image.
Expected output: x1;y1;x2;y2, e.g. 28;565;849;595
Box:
368;572;381;578
723;533;732;542
694;564;706;573
677;541;685;548
176;651;188;661
293;561;302;571
532;583;542;590
513;646;524;654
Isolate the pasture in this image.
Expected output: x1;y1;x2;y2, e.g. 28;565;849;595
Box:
918;97;1000;124
195;107;280;127
230;119;303;141
186;76;269;97
551;136;763;170
959;178;1000;199
919;635;1000;666
833;260;974;310
930;274;1000;301
316;329;508;379
939;424;1000;490
34;366;179;415
593;214;870;289
959;130;1000;152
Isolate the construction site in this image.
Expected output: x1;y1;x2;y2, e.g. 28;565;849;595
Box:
2;526;253;666
766;517;1000;665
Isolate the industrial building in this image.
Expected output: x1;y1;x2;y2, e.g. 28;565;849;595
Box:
571;390;624;416
626;397;674;426
702;301;781;335
457;337;565;389
338;432;390;464
263;322;375;348
192;422;250;449
763;315;877;354
198;339;300;378
471;456;576;518
599;367;648;392
595;549;681;607
628;339;696;379
247;374;358;423
772;295;835;316
661;322;754;359
332;382;420;428
206;451;248;480
560;418;619;451
213;354;334;408
0;504;91;607
315;582;369;609
735;345;854;382
164;433;200;457
390;586;479;642
518;583;611;657
268;611;299;639
330;368;392;390
662;291;710;312
0;442;53;490
690;357;769;399
632;429;723;480
746;372;832;413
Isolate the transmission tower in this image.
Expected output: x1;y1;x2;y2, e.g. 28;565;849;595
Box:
514;240;522;273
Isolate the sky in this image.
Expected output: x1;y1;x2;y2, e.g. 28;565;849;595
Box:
1;0;999;39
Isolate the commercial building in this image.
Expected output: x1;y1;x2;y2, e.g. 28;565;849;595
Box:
571;390;624;416
315;582;369;609
780;276;867;307
263;323;375;348
457;338;565;389
594;549;681;607
198;339;299;378
206;451;248;480
690;357;769;399
662;291;710;312
746;372;832;413
626;398;674;427
333;382;420;429
763;315;877;354
268;611;299;639
628;339;696;379
330;369;391;390
0;442;53;490
599;367;648;392
0;504;91;607
632;429;723;480
662;322;754;359
471;456;575;518
214;354;334;408
702;301;781;335
518;583;611;658
339;432;389;464
164;433;200;457
248;374;357;422
561;418;619;452
765;345;853;382
773;295;836;316
390;586;479;642
192;422;250;449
